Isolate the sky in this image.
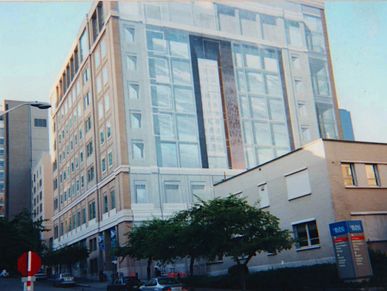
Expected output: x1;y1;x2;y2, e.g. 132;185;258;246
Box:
0;1;386;142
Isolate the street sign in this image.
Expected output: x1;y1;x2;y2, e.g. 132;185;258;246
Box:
329;220;373;280
17;251;41;277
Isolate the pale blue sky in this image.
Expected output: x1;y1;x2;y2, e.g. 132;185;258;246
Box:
0;1;386;142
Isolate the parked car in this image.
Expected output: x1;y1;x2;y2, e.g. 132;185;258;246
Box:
107;276;142;291
35;271;47;280
52;273;75;287
140;277;188;291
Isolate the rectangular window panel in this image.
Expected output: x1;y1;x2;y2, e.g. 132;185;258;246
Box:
179;143;200;168
254;122;272;146
128;84;139;99
135;183;148;203
286;20;303;47
257;147;274;164
266;75;282;96
365;164;380;186
169;32;189;58
191;183;208;202
258;183;269;208
154;113;175;139
293;220;320;249
286;169;312;200
172;59;192;85
147;30;166;52
125;26;135;44
272;124;290;148
132;141;144;159
240;10;259;38
175;87;195;113
341;163;356;186
261;15;278;42
110;190;116;209
217;4;239;34
247;72;265;94
177;115;197;142
151;85;172;109
130;112;142;129
251;97;268;120
164;183;181;203
127;55;137;71
158;142;178;167
149;57;170;83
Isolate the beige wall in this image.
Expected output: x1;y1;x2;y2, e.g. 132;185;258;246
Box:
213;140;336;273
324;140;387;247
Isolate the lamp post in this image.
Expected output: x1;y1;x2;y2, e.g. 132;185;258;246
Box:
1;101;51;117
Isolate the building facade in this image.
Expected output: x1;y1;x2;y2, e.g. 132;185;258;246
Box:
32;153;54;245
49;1;341;277
213;139;387;273
0;113;5;218
4;100;50;219
339;108;355;141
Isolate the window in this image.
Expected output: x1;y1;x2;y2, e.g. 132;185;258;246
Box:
98;100;104;119
191;183;207;202
147;30;166;52
89;237;97;251
134;182;148;203
110;190;116;209
34;119;47;127
87;166;95;182
100;129;105;145
130;112;142;129
128;84;139;99
258;183;269;208
125;26;135;44
240;10;259;38
293;220;320;249
104;95;110;112
126;55;137;71
86;141;93;157
286;20;303;47
217;4;238;34
88;201;96;220
106;121;112;139
286;169;311;200
341;163;357;186
164;183;181;203
132;141;144;159
101;157;106;173
82;208;86;224
103;194;108;213
149;57;170;83
108;151;113;168
83;93;90;109
85;116;92;133
365;164;380;186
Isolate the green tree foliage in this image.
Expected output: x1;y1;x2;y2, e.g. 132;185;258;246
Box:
0;210;47;273
117;195;292;289
42;245;89;267
117;219;180;280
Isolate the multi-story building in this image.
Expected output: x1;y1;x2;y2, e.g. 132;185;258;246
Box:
49;1;341;277
0;113;5;218
31;153;54;246
3;100;49;219
214;139;387;273
339;108;355;141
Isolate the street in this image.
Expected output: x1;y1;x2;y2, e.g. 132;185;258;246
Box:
0;278;107;291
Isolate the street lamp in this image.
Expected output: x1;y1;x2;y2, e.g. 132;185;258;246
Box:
0;101;51;117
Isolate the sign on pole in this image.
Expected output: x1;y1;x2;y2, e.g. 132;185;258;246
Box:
329;220;373;280
17;251;41;291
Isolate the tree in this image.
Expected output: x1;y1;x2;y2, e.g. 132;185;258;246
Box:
0;210;47;273
192;195;293;290
42;245;89;271
117;219;179;280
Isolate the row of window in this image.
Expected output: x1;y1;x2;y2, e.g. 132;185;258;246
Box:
342;163;382;187
54;190;115;239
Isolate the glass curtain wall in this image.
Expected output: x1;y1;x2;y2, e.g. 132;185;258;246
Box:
147;28;201;168
233;44;290;168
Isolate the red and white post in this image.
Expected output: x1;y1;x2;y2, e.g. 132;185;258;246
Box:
23;251;34;291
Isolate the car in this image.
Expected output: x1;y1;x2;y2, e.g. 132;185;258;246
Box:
52;273;76;287
107;276;142;291
140;277;188;291
35;270;47;280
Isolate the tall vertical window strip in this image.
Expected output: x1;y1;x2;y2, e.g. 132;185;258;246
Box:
147;28;201;168
197;58;228;168
233;44;290;168
365;164;380;186
341;163;357;186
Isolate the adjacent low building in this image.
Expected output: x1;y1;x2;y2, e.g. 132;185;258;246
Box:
213;139;387;273
31;153;54;247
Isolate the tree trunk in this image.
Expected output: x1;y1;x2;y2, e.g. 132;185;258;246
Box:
189;257;195;276
146;258;152;280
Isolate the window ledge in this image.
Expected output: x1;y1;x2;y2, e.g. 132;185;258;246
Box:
296;245;320;252
288;192;312;202
345;186;387;189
